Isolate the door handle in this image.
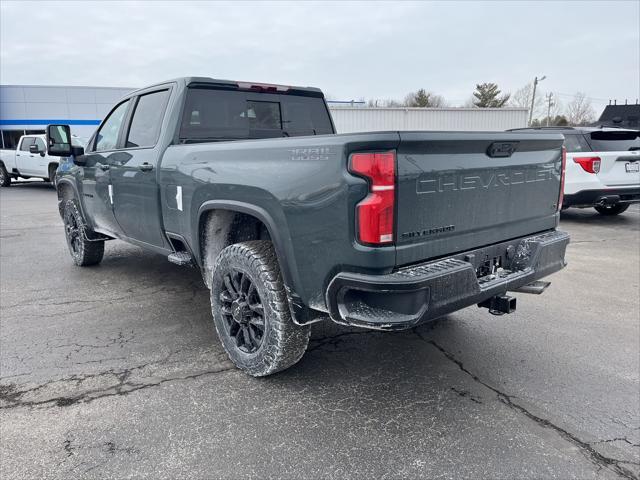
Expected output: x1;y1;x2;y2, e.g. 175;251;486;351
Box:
98;163;110;171
139;163;153;172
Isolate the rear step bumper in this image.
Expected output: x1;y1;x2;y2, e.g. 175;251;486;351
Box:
563;187;640;208
326;230;569;330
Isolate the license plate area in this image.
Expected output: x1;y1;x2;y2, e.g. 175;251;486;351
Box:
626;162;639;173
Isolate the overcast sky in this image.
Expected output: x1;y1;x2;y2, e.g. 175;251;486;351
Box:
1;1;638;110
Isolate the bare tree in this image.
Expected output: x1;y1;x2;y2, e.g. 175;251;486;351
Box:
366;98;403;107
462;96;477;108
565;92;596;125
510;83;544;117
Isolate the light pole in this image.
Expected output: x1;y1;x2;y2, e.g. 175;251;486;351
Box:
529;75;546;126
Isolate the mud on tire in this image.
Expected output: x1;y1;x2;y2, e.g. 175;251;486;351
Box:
63;199;105;266
210;240;310;377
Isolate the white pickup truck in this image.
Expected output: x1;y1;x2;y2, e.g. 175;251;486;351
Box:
0;134;62;187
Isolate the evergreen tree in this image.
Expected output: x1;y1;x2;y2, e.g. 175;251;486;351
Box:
472;83;510;108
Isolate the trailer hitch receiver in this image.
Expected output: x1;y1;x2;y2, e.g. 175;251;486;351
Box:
478;294;516;314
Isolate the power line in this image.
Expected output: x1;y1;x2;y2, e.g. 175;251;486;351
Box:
554;92;611;102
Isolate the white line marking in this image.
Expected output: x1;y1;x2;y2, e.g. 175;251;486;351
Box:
108;184;113;205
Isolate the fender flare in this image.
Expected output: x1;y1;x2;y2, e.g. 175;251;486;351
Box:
195;200;299;292
56;178;82;214
56;178;109;241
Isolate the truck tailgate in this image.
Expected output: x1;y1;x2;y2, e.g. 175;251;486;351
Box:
395;131;565;266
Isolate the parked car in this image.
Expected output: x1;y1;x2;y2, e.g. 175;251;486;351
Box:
46;76;569;376
0;134;60;187
509;127;640;215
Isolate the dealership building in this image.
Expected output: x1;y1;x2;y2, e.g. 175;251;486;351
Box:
0;84;528;148
0;85;133;149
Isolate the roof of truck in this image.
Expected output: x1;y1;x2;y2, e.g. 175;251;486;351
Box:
508;126;638;135
128;77;323;96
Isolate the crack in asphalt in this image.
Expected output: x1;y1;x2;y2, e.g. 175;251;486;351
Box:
415;332;640;480
593;438;640;448
307;330;378;352
0;357;235;410
3;325;638;478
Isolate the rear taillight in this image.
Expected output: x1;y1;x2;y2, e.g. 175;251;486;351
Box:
573;156;601;174
558;146;566;211
349;151;396;245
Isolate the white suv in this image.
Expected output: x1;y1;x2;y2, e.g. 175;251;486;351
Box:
511;127;640;215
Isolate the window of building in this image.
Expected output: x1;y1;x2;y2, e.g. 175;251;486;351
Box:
1;130;26;150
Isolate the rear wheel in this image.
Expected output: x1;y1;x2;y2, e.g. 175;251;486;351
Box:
594;204;629;216
0;164;10;187
210;240;310;376
63;199;105;266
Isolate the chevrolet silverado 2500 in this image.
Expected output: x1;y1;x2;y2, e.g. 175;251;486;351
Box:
46;77;570;376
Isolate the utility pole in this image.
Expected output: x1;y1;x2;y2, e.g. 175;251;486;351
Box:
545;92;554;126
529;75;546;126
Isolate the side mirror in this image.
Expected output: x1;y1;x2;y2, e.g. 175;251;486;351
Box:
46;125;73;157
29;144;41;155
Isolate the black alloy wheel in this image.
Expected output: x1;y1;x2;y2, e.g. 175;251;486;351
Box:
219;270;265;354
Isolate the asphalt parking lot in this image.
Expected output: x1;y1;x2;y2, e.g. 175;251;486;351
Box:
1;182;638;479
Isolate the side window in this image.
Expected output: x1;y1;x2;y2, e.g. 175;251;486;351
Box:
34;138;46;152
95;100;130;152
19;137;35;151
563;134;591;153
126;90;170;148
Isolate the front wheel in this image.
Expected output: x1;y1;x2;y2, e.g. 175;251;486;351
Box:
210;241;310;377
594;204;630;216
63;199;105;266
0;164;11;187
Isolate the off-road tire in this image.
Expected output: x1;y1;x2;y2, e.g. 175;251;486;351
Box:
594;204;629;216
63;199;105;266
0;164;10;187
210;240;310;376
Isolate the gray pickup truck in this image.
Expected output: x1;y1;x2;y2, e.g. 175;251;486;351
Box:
46;77;569;376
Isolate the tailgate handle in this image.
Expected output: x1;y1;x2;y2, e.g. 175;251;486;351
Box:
487;142;518;158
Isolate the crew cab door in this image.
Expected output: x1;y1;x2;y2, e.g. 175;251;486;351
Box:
32;137;52;177
110;88;171;249
15;136;38;175
79;99;131;236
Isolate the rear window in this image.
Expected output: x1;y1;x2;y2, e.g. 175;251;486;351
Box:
179;87;333;142
563;134;592;153
587;131;640;152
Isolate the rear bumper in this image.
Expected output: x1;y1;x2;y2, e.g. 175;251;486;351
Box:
563;187;640;208
326;230;569;330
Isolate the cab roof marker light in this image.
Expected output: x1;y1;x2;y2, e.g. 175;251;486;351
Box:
237;82;290;92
